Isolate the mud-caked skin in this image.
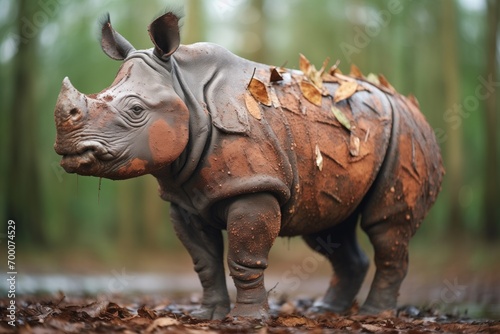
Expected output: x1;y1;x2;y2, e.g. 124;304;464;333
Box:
54;12;444;320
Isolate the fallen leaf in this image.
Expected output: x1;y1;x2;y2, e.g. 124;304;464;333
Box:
299;53;312;76
350;64;363;78
248;76;271;106
322;73;340;83
315;144;323;171
138;305;156;320
331;106;351;131
361;323;384;332
146;317;180;333
334;81;358;103
300;80;322;106
270;67;283;82
244;92;262;120
408;94;420;108
366;73;380;85
78;301;109;318
378;74;395;92
349;134;360;157
311;57;330;89
328;59;342;75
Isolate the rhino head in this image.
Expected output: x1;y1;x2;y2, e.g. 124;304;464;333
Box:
54;12;189;180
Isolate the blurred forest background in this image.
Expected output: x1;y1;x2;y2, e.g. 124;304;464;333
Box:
0;0;499;291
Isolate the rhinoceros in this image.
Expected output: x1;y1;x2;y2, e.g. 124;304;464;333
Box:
54;12;443;320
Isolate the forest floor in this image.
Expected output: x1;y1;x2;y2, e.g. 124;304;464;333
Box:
1;294;499;333
2;233;499;332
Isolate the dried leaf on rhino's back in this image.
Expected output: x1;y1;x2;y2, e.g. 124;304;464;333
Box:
366;73;380;85
331;106;352;131
350;64;364;78
244;92;262;120
315;144;323;171
270;67;283;83
349;134;360;157
334;81;358;103
248;76;271;106
299;53;312;76
300;80;322;106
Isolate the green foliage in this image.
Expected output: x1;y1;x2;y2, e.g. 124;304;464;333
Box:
0;0;498;267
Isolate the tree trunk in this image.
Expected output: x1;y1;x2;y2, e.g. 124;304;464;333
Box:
483;0;500;241
441;0;463;234
5;0;45;245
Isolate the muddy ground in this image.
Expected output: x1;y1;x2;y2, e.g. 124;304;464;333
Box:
2;235;499;332
1;293;499;333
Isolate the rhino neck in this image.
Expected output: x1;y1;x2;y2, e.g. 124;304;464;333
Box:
152;47;215;207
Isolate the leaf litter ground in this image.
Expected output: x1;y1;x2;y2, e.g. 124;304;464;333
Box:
1;294;498;333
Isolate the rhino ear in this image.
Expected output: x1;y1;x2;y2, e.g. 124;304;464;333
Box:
148;12;181;61
100;13;135;60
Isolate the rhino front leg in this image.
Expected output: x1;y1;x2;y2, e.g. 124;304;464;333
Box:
170;204;230;320
224;193;281;320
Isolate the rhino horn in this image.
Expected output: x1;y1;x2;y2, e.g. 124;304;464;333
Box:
100;13;135;60
148;12;181;61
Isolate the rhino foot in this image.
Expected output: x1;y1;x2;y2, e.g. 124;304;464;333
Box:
191;303;230;320
227;303;269;321
359;303;395;316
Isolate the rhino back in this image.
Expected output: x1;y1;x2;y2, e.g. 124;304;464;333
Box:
161;44;439;236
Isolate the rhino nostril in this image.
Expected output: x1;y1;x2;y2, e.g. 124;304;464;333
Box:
69;108;79;116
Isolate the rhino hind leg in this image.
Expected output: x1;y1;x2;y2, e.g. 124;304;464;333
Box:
303;212;369;313
359;215;411;314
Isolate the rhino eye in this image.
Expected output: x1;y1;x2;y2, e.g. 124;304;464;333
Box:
130;105;144;114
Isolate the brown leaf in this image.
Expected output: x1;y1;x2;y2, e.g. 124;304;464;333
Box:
334;81;358;103
244;92;262;120
138;305;156;320
407;94;420;108
350;64;364;78
334;73;356;83
349;134;360;157
299;53;312;76
328;59;341;75
146;317;180;333
300;80;322;106
361;323;384;333
331;106;352;131
270;67;283;82
322;73;340;83
299;54;330;89
78;301;109;318
311;57;330;88
378;74;395;92
315;144;323;171
248;76;271;106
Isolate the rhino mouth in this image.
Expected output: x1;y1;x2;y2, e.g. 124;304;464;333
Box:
58;141;114;174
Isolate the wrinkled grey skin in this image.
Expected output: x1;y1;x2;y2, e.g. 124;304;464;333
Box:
54;12;444;321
